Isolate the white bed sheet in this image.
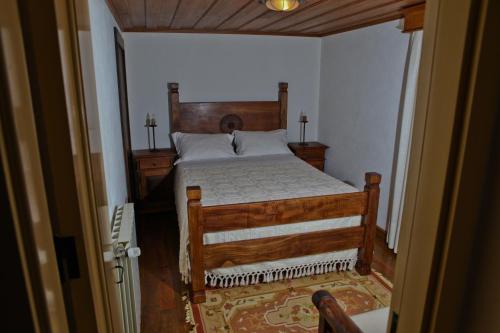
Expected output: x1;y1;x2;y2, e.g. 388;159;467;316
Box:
174;154;362;285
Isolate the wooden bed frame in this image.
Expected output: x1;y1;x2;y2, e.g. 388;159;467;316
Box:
168;82;381;304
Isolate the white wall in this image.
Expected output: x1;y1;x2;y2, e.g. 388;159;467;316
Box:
318;21;409;229
122;22;409;230
88;0;128;218
124;33;322;149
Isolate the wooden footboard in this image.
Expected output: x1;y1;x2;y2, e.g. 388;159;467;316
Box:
187;172;381;303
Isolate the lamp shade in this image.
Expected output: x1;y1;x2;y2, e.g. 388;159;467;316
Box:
265;0;301;11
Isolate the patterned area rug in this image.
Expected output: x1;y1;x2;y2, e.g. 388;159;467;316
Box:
185;271;392;333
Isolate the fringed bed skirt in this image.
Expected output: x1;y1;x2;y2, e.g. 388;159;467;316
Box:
205;257;357;288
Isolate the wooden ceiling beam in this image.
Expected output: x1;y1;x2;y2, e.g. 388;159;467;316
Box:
305;0;422;34
240;0;327;31
298;0;416;33
233;5;273;30
213;0;254;29
192;0;221;28
122;27;320;37
402;3;425;32
107;0;426;37
216;1;268;30
170;0;218;29
168;0;182;27
276;0;372;32
195;0;251;29
318;11;402;36
126;0;146;29
105;0;125;28
145;0;180;29
262;0;360;31
107;0;132;29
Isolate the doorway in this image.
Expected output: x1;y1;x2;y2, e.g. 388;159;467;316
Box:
114;27;133;201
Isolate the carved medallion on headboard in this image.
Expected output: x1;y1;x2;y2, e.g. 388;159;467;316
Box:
219;114;243;133
167;82;288;134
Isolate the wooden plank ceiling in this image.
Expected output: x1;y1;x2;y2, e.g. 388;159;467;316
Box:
107;0;425;37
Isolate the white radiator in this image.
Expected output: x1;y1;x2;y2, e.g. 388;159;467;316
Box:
111;203;141;333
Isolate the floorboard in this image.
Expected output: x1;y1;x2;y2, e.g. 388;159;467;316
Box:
373;231;397;282
138;212;396;332
138;212;187;333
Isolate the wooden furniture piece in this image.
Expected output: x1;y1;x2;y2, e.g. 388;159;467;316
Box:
288;142;329;171
168;82;380;304
168;82;287;133
132;148;177;214
402;3;425;32
114;27;133;201
313;290;363;333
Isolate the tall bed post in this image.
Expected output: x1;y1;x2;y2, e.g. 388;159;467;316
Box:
187;186;206;303
168;82;179;133
279;82;288;129
356;172;381;275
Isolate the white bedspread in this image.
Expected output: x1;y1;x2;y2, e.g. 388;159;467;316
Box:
174;154;362;286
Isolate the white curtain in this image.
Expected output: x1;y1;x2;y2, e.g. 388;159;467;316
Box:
386;31;423;253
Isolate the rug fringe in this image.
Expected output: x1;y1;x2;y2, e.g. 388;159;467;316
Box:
182;294;197;333
205;257;357;288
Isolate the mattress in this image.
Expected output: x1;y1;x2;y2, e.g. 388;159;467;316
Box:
174;154;362;286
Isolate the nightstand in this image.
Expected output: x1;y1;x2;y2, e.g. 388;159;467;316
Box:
132;148;177;214
288;142;329;171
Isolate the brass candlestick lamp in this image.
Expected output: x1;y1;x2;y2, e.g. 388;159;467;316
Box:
299;112;308;145
145;113;158;151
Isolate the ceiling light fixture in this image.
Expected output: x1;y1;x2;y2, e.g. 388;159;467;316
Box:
260;0;305;12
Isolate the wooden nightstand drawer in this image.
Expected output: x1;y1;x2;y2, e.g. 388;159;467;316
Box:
140;167;171;177
288;142;329;172
138;157;172;170
295;148;325;159
307;159;325;171
132;149;177;214
137;167;172;200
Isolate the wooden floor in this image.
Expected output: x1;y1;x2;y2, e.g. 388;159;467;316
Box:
373;229;397;282
137;212;397;333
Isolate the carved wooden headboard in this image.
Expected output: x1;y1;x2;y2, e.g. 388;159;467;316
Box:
167;82;288;134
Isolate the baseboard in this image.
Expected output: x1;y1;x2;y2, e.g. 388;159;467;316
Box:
376;226;386;241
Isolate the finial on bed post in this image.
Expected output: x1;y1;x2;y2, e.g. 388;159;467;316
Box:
312;290;363;333
187;186;201;201
279;82;288;129
356;172;381;275
168;82;180;135
186;186;206;303
168;82;179;93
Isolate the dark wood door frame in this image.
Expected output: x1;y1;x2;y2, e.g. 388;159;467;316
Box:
16;0;100;329
0;34;38;333
114;27;133;201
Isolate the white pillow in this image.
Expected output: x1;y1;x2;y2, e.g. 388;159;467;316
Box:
171;132;236;164
233;129;293;157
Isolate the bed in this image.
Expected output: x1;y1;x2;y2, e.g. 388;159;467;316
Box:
168;82;381;304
